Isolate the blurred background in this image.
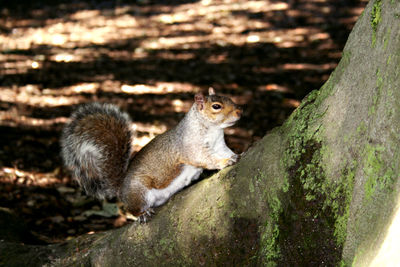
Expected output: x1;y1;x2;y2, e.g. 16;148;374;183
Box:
0;0;367;243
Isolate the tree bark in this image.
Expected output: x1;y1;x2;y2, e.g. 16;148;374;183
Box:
1;0;400;266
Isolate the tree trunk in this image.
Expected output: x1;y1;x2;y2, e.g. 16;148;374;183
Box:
1;0;399;266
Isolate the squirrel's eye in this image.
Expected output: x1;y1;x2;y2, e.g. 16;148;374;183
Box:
212;104;222;110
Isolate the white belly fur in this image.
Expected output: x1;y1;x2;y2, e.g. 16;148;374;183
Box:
145;165;203;207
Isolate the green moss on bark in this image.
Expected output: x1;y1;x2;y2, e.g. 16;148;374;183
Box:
330;160;357;246
260;194;283;266
370;0;382;46
362;143;397;202
259;48;355;266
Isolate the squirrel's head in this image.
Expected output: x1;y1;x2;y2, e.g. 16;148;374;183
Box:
194;87;242;128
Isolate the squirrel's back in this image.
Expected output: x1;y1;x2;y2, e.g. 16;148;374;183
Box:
61;103;133;199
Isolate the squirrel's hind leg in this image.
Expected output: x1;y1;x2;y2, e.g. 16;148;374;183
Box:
144;165;202;208
120;179;154;220
121;165;202;222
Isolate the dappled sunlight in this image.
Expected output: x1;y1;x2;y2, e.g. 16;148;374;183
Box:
0;0;367;121
1;167;64;187
3;1;284;50
130;121;168;151
281;62;337;71
0;0;367;243
0;111;68;129
2;12;139;49
0;86;84;107
261;83;291;93
41;83;100;95
121;82;194;95
131;135;154;151
283;98;301;108
52;53;78;63
0;54;41;75
1;0;365;71
131;121;167;135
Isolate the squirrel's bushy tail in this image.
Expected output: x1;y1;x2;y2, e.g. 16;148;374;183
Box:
61;103;133;199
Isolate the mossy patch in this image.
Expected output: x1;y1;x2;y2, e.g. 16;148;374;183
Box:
362;144;396;201
279;137;356;265
330;160;357;246
279;138;344;266
278;108;341;264
383;28;391;49
370;0;382;46
349;144;399;266
368;67;387;115
371;0;382;32
259;194;283;266
255;166;284;266
259;48;353;265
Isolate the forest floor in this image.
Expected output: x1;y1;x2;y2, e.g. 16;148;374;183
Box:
0;0;367;243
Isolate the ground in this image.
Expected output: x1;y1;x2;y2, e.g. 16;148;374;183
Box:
0;0;367;244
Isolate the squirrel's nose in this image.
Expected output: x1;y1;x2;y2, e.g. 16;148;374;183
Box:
234;108;242;118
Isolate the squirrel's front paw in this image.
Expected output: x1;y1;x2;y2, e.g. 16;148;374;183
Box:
217;154;239;169
229;153;240;164
129;208;154;223
140;208;155;223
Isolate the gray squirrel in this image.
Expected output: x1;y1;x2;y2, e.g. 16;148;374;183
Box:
61;88;242;221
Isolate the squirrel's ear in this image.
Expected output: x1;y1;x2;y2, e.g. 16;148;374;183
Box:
208;87;216;95
194;93;204;110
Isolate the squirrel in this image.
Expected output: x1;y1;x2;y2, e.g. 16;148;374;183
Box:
61;88;242;221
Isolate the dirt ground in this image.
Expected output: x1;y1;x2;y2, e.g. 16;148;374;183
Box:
0;0;367;243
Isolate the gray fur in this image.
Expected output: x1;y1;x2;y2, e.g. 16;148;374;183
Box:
61;103;133;199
